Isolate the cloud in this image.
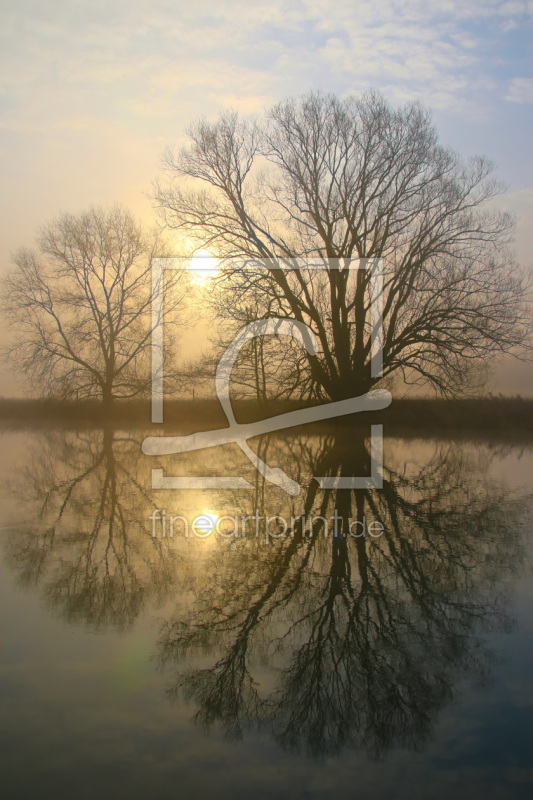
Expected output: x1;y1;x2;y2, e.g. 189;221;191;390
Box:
506;77;533;103
0;0;532;288
500;17;519;30
1;0;531;129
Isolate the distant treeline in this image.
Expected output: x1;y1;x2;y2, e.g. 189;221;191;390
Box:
0;396;532;442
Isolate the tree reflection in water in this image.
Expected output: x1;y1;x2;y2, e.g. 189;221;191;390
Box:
5;428;178;630
2;428;528;758
157;433;526;758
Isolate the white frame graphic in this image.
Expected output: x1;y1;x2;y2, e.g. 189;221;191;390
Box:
142;258;389;494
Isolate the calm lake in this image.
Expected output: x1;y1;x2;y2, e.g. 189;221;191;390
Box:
1;426;532;799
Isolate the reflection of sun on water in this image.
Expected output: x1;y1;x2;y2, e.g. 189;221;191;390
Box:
188;249;219;282
194;510;220;536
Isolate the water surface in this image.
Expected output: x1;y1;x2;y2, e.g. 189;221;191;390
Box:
0;427;532;799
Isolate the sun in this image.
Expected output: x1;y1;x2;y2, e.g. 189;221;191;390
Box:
188;249;220;282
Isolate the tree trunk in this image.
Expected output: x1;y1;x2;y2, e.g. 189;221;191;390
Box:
102;384;114;415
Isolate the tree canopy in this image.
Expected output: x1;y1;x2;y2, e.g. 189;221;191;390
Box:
154;91;530;398
2;205;186;405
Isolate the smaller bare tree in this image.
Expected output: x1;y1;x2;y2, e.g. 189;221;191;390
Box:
203;276;315;406
1;206;187;407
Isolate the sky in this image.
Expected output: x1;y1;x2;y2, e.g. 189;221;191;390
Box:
0;0;532;394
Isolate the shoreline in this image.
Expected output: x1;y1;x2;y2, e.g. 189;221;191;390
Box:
0;397;532;442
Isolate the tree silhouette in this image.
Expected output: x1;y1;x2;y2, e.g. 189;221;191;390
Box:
1;206;187;407
154;91;530;398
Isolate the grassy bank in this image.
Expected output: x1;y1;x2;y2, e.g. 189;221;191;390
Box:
0;396;532;442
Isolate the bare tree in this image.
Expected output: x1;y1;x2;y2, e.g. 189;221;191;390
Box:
1;205;187;407
154;91;530;399
201;277;315;405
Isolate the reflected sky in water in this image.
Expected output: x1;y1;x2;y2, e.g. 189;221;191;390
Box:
0;428;532;799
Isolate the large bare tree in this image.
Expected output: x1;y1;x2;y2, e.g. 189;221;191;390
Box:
154;91;530;399
2;205;187;407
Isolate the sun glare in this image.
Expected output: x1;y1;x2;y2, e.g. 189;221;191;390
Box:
194;510;220;535
188;249;220;282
